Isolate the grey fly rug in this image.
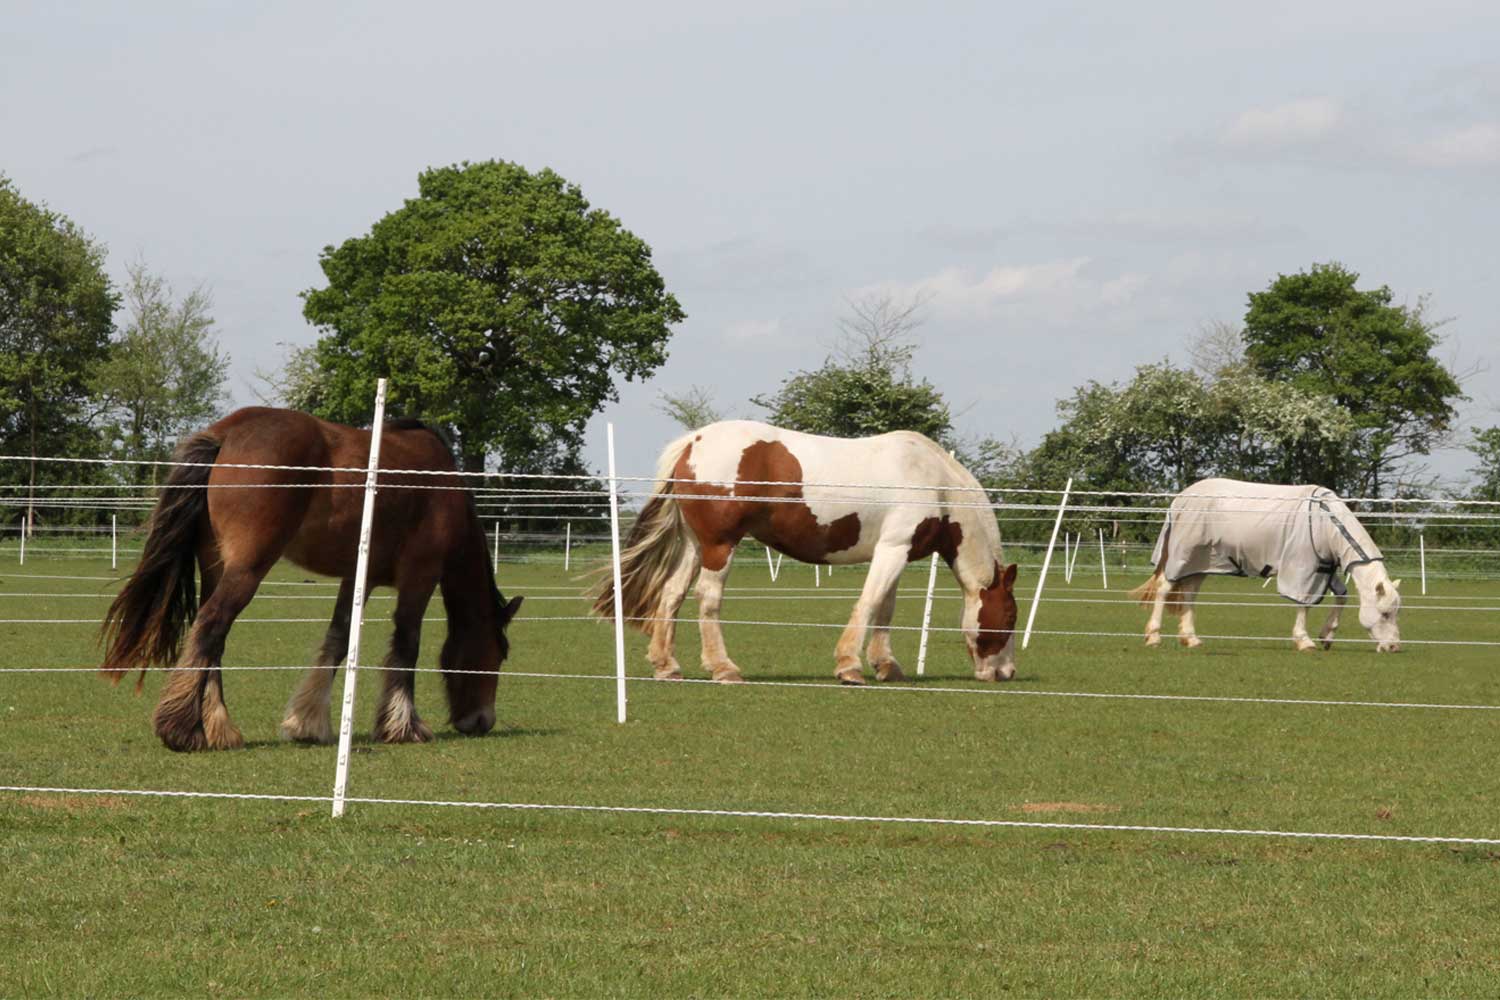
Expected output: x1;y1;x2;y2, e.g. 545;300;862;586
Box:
1149;478;1384;605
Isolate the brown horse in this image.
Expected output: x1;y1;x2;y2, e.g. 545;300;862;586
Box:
100;407;523;752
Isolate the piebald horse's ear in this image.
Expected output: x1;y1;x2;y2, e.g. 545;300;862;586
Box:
1001;563;1018;589
1391;579;1402;590
501;595;524;623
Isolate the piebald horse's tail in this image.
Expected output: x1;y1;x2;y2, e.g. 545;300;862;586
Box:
590;434;695;632
99;430;221;687
1129;522;1188;613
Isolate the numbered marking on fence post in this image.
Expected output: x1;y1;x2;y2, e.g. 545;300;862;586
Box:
1022;477;1072;650
916;552;940;676
606;423;628;725
331;377;389;819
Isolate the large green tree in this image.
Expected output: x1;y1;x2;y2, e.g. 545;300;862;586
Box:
0;176;117;524
92;260;230;482
298;160;685;472
1468;427;1500;503
1243;262;1464;496
752;294;952;440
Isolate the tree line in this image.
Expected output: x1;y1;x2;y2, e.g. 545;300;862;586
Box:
5;163;1496;545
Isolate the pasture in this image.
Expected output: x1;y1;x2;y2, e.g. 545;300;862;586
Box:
4;544;1500;996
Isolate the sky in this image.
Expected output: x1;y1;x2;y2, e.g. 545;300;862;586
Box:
4;0;1498;485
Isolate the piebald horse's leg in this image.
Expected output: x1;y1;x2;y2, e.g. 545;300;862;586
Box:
648;544;700;680
834;548;909;685
1176;576;1204;648
374;585;437;744
153;565;265;752
696;544;742;683
280;578;357;744
1319;592;1347;651
1292;606;1317;652
865;583;905;682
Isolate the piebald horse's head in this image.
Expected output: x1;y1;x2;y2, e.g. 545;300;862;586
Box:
964;561;1019;681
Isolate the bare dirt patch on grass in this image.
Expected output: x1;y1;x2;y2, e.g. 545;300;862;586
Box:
1018;802;1121;814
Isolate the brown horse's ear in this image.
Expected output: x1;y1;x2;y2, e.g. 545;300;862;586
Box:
502;595;524;623
1002;563;1018;589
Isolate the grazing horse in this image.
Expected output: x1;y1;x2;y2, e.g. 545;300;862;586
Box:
1132;477;1402;652
100;407;524;752
593;420;1019;684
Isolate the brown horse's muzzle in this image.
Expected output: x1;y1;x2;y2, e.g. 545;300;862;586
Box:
453;706;496;736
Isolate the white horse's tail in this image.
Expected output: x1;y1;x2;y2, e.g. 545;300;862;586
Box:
589;433;695;631
1130;522;1187;612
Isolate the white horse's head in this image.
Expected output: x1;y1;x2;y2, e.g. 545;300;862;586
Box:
965;562;1019;680
1356;571;1402;652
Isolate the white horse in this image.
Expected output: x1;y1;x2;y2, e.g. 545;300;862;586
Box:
592;421;1019;684
1132;478;1402;652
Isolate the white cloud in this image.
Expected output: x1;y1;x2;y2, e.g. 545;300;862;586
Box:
1101;273;1149;305
723;318;782;344
861;258;1091;317
1224;97;1343;149
1407;122;1500;167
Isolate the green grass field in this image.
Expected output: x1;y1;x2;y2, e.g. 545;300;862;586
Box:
3;547;1500;997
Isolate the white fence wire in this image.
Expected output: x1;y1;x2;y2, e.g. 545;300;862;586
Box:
5;414;1500;845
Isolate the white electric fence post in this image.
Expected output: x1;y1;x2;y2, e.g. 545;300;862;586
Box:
111;515;117;571
814;564;820;588
915;552;940;676
18;521;24;566
564;522;571;571
1061;533;1071;583
1098;528;1107;590
606;423;627;724
1071;533;1082;581
765;546;776;581
1420;534;1427;595
1022;477;1072;650
331;377;388;819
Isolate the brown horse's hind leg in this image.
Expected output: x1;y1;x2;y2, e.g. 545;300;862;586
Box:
374;586;436;744
153;566;262;751
281;578;356;744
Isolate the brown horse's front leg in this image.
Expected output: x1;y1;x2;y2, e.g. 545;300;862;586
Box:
374;588;435;744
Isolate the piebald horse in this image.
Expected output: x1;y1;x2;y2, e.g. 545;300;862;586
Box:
593;420;1019;684
101;406;524;752
1132;477;1402;652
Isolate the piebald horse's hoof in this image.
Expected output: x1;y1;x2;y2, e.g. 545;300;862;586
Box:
710;665;744;684
1178;636;1202;649
653;667;684;681
873;660;906;682
1144;634;1162;648
836;667;865;686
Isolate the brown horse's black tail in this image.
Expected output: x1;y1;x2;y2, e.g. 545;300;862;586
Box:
100;430;221;688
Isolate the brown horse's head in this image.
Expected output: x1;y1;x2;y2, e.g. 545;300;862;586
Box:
441;575;524;736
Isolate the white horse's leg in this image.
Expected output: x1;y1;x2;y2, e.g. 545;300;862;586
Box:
1144;573;1168;647
1292;606;1317;652
1176;576;1204;648
1319;592;1347;651
834;548;908;685
865;583;904;682
648;544;700;680
696;545;742;683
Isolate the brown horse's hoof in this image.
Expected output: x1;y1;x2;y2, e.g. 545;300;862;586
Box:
378;717;435;744
836;667;865;686
873;659;906;682
158;725;209;753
